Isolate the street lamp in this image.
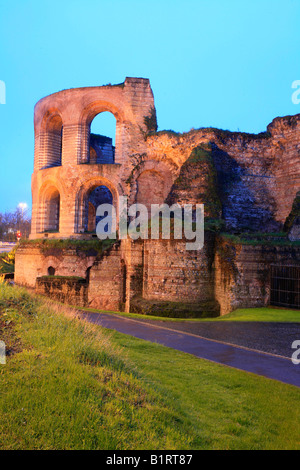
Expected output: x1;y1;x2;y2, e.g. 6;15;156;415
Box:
18;202;28;217
17;203;28;240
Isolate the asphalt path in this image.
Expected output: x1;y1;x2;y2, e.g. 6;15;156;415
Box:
78;311;300;388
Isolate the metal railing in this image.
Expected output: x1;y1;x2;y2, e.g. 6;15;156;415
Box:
270;265;300;309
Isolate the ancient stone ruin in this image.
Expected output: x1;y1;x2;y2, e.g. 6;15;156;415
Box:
15;77;300;316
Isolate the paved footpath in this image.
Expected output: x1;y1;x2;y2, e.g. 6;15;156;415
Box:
78;312;300;388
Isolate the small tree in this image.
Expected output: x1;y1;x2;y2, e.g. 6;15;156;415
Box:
0;207;31;241
143;107;158;134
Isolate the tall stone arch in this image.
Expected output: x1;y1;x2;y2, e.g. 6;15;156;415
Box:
37;181;63;234
30;78;155;239
75;177;120;234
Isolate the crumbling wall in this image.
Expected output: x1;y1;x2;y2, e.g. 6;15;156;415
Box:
15;243;97;287
144;113;300;232
215;236;300;315
88;242;123;311
142;236;215;303
36;276;88;306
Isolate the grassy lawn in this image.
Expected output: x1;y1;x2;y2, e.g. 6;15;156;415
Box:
0;283;299;450
77;305;300;323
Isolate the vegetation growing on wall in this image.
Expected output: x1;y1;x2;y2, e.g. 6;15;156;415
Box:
19;238;117;257
125;153;148;185
166;143;222;219
220;232;300;246
130;296;220;318
143;106;158;134
146;124;271;143
0;249;15;274
39;275;86;281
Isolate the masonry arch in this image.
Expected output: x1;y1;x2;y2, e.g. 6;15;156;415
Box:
79;101;125;164
89;112;116;164
38;182;62;233
75;177;119;233
41;255;60;277
41;110;63;168
129;160;175;210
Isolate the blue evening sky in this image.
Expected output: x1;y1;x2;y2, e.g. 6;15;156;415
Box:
0;0;299;213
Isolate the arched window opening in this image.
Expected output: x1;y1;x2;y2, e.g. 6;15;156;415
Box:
89;112;116;164
48;266;56;276
44;188;60;232
85;185;113;233
44;114;63;168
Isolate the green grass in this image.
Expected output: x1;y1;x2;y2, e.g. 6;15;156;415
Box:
0;283;300;450
114;332;300;450
39;275;86;281
212;307;300;322
76;305;300;323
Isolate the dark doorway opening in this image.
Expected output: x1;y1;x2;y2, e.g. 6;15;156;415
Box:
48;266;56;276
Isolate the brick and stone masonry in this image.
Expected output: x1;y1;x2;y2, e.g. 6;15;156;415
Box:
15;77;300;315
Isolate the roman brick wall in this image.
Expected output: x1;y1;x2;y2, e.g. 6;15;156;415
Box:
266;115;300;224
88;242;124;311
90;134;115;164
36;277;88;307
15;244;96;287
30;77;156;239
15;78;300;316
142;236;215;303
215;236;300;315
143;114;300;232
29;77;300;243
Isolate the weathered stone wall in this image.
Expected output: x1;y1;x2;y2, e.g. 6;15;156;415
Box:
15;244;97;287
88;242;124;311
145;119;300;232
36;277;88;307
16;78;300;316
31;77;156;239
15;235;300;316
215;236;300;315
30;77;300;241
86;236;216;312
142;236;215;303
90;134;115;164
